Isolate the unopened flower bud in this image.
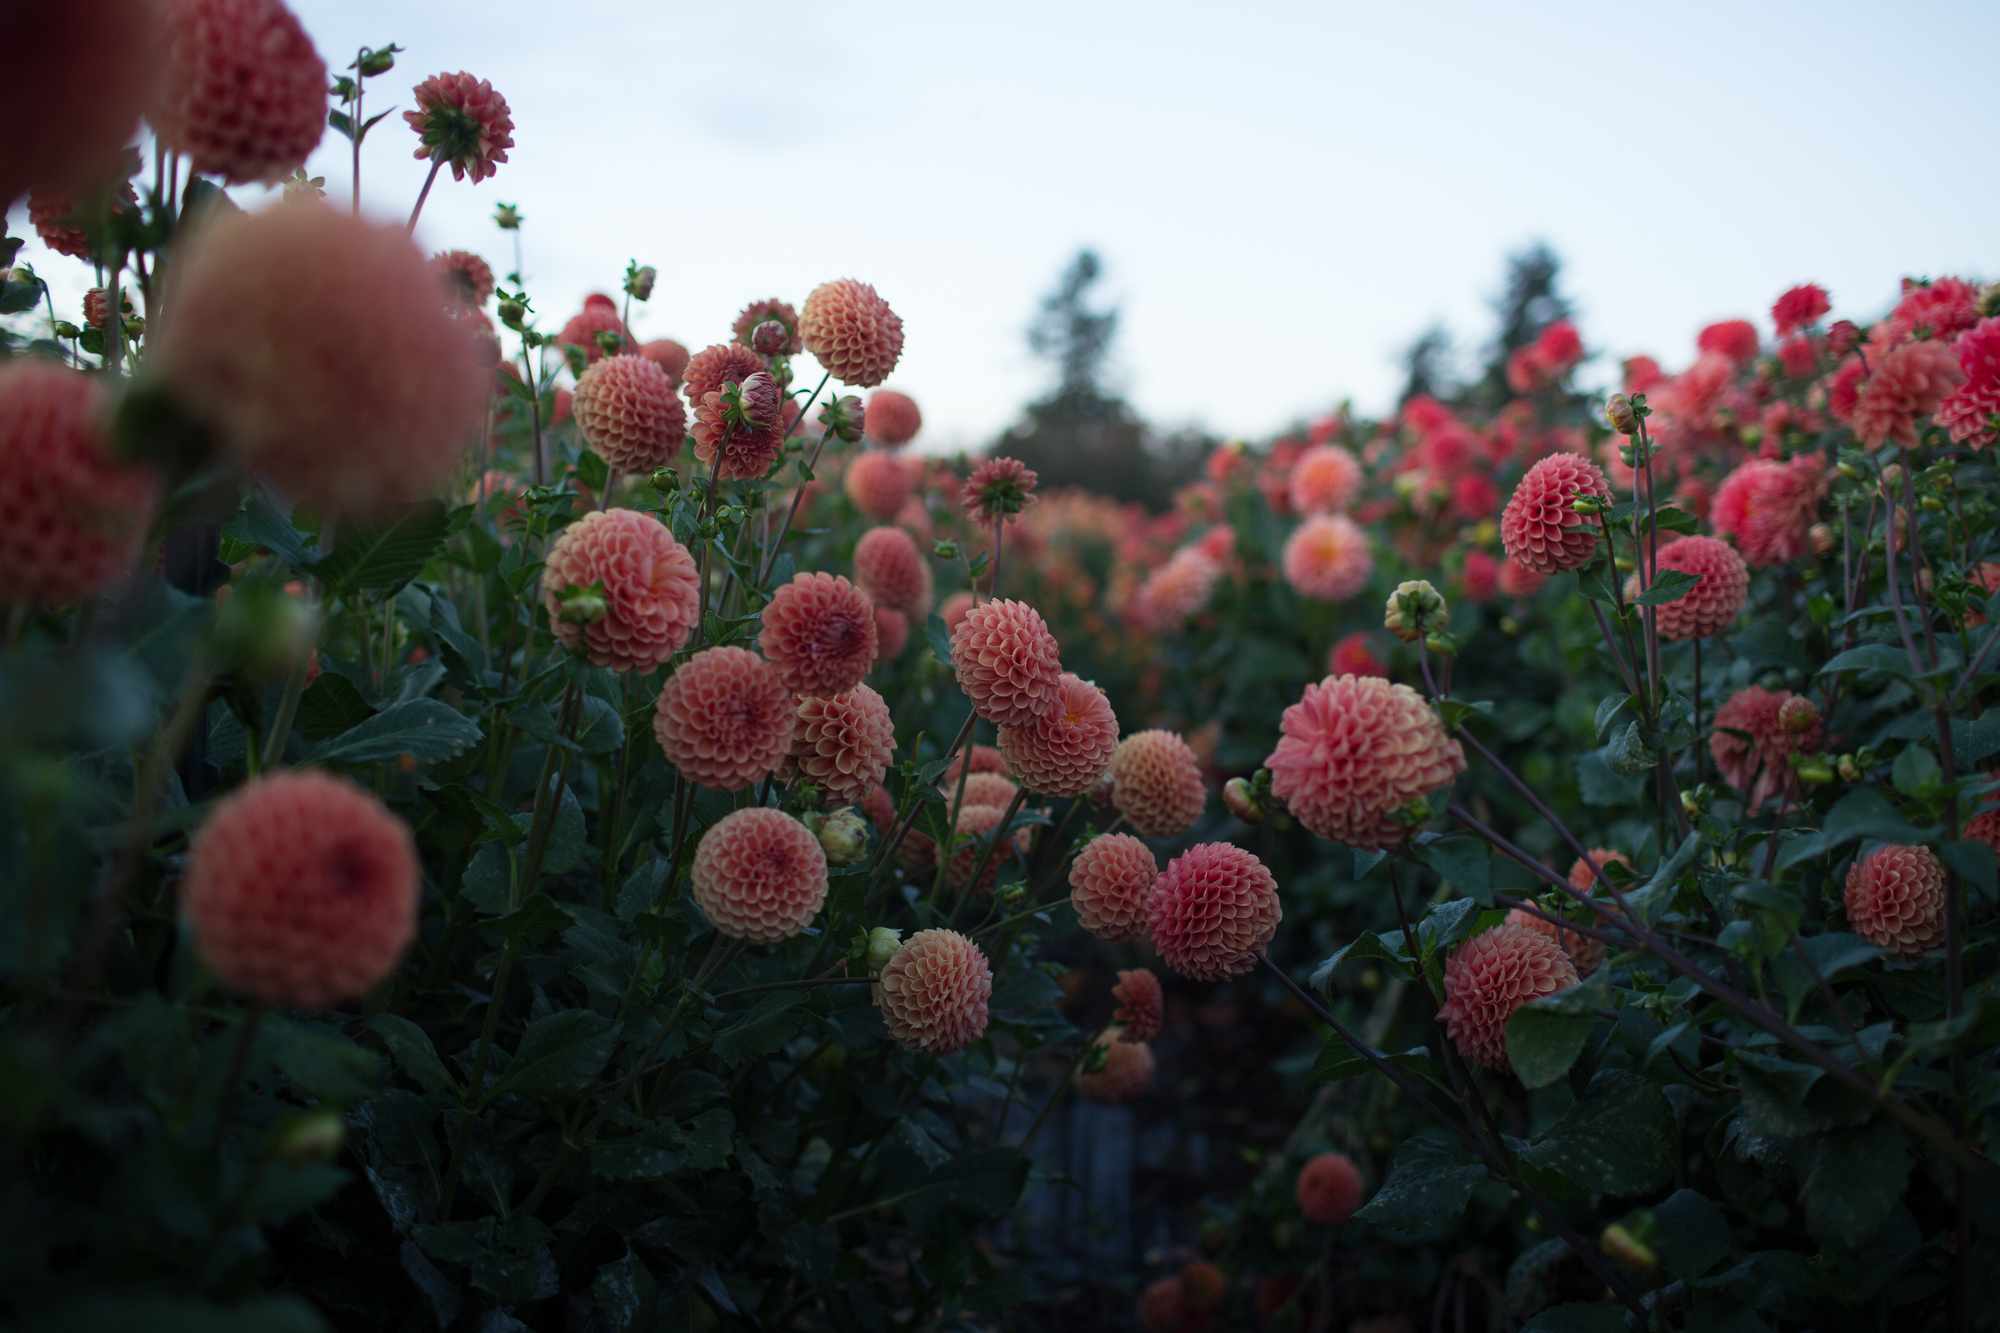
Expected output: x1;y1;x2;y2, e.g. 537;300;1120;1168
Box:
557;583;609;625
865;926;901;976
1614;554;1636;573
593;329;624;356
1601;1223;1658;1273
1796;761;1836;785
1223;776;1263;825
357;45;398;76
1424;630;1457;655
1836;753;1863;783
1088;776;1115;808
1809;522;1835;556
1921;495;1945;513
751;320;790;357
1570;495;1607;515
1837;460;1860;480
1605;393;1638;435
494;203;522;230
213;580;320;681
734;370;781;431
627;265;656;301
1778;697;1820;733
497;297;526;327
1828;319;1860;356
651;465;679;493
931;539;959;560
1384;579;1447;643
277;1109;347;1165
819;394;865;443
1081;1041;1111;1074
1918;567;1935;595
817;808;869;865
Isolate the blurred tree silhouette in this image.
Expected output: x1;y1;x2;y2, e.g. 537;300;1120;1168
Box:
1399;323;1454;406
1469;240;1572;407
992;250;1207;509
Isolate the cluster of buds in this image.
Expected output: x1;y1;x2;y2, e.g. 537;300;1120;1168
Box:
819;395;864;443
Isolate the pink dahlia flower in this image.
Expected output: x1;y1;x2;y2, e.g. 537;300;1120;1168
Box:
405;71;513;183
866;388;922;447
853;526;932;616
997;672;1120;798
652;647;794;792
1936;317;2000;449
1438;923;1580;1072
542;508;701;673
800;279;904;388
846;451;913;520
1296;1151;1365;1227
790;684;896;805
1845;844;1947;960
574;354;686;472
1851;339;1965;448
759;572;879;698
153;0;326;185
1110;730;1208;839
691;808;828;943
1709;684;1823;809
1650;535;1749;640
1111;968;1163;1044
1282;514;1372;602
1711;456;1825;567
1287;444;1363;514
875;929;991;1055
950;598;1064;726
1068;833;1159;942
1771;283;1831;337
1501;453;1612;575
1265;675;1465;850
1076;1028;1156;1105
1147;842;1282;981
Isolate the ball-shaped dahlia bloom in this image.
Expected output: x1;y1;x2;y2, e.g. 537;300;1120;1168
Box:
961;456;1039;526
145;205;486;513
1772;284;1831;337
1650;535;1749;640
152;0;326;185
1501;453;1613;574
1069;833;1158;942
640;338;691;385
574;354;686;472
873;606;909;663
1287;444;1363;514
791;684;895;805
29;186;131;260
800;279;904;388
1110;729;1208;839
944;803;1030;895
1852;339;1965;449
2;1;154;207
998;673;1120;798
0;361;159;607
845;451;913;520
1938;317;2000;449
950;598;1064;727
1133;548;1224;630
1711;456;1826;567
1282;513;1373;602
1076;1028;1156;1105
731;297;801;355
542;508;701;674
691;808;828;943
559;301;629;366
759;572;878;697
691;390;785;482
1845;845;1948;960
1148;842;1282;981
183;771;418;1008
943;745;1011;785
404;71;512;183
853;525;932;615
1965;805;2000;854
1111;968;1163;1044
1295;1151;1366;1227
1567;847;1630;892
1505;906;1606;979
1709;684;1822;809
431;249;494;309
683;342;765;406
947;771;1020;812
652;647;794;791
940;590;977;635
1265;675;1466;849
866;388;922;447
1438;923;1581;1072
876;928;992;1056
1697;319;1760;365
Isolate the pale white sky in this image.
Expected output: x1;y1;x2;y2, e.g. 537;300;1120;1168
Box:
12;1;1997;452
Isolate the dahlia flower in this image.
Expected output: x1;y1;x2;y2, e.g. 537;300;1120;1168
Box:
1287;444;1363;514
542;508;701;674
1709;684;1822;809
183;771;418;1008
1295;1151;1365;1227
759;572;879;697
431;250;494;309
2;1;153;206
1696;319;1759;365
691;389;785;482
1937;317;2000;448
1501;453;1612;575
875;929;991;1055
943;803;1029;895
652;647;794;791
1328;631;1389;678
0;361;159;607
1711;456;1825;567
1111;968;1163;1044
997;672;1120;798
1069;833;1158;942
1845;845;1947;960
943;745;1011;787
1438;922;1580;1072
690;808;827;943
153;0;326;184
1282;514;1373;602
405;71;513;182
1265;675;1465;849
853;526;932;615
1851;339;1965;448
683;342;764;405
961;456;1039;525
845;451;913;519
1147;842;1282;981
950;598;1064;726
800;279;904;387
574;354;686;472
866;389;922;447
731;298;800;355
1771;284;1831;337
790;685;896;805
1505;904;1606;978
641;338;691;385
1650;535;1749;639
1110;730;1207;839
1075;1028;1155;1105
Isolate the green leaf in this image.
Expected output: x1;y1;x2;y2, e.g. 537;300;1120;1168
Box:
1891;744;1941;796
1942;839;1999;901
1593;692;1634;743
1776;788;1941;867
1518;1069;1674;1196
295;672;375;744
368;1013;457;1095
712;990;814;1065
572;693;624;754
1802;1116;1911;1248
1352;1135;1486;1238
925;612;953;666
1733;618;1810;672
1310;930;1412;989
674;1107;735;1171
589;1141;683;1181
1414;836;1491;904
1819;642;1923;679
1952;712;2000;770
306;699;483;766
233;483;317;571
488;1011;620;1106
1306;1029;1434;1085
989;968;1063;1012
316;500;451;598
475;893;575;945
1605;719;1656;776
1633;568;1701;606
593;1252;658;1333
1653;1188;1730;1279
1576;748;1643;807
1505;982;1607;1089
575;448;611;496
270;1021;379;1104
1734;1050;1872;1136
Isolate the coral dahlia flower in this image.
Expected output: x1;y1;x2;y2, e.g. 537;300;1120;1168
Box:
998;672;1120;798
542;508;701;673
153;0;326;185
1845;844;1947;959
1110;730;1208;839
1147;842;1282;981
691;808;828;943
866;389;922;447
1265;675;1465;849
574;354;686;473
1111;968;1163;1044
790;684;896;805
1069;833;1159;942
800;279;904;388
1851;339;1965;448
1711;456;1825;567
1296;1151;1365;1227
405;71;512;183
760;572;879;697
1650;535;1749;640
1709;684;1822;809
652;647;794;791
1500;453;1612;575
1287;444;1363;514
1282;514;1373;602
1076;1028;1155;1105
875;928;991;1055
1438;923;1580;1072
950;598;1064;726
853;526;932;615
1936;317;2000;449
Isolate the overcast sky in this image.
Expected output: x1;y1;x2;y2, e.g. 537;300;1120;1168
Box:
11;1;1997;452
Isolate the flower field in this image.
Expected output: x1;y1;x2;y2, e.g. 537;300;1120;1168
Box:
4;4;2000;1332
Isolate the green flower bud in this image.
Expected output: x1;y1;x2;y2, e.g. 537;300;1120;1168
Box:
1384;579;1448;643
557;582;609;625
277;1109;347;1165
1605;393;1638;435
494;203;523;231
817;808;869;865
1601;1222;1657;1273
1222;776;1263;825
864;927;901;976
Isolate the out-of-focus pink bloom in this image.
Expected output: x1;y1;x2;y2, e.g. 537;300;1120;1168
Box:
1712;456;1825;567
1697;319;1759;365
1938;317;2000;448
1851;339;1965;448
1771;284;1831;337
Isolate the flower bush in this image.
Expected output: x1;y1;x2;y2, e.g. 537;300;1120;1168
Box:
2;9;1999;1331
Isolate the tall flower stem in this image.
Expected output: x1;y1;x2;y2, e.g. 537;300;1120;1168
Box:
406;156;444;235
753;371;834;586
